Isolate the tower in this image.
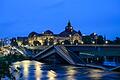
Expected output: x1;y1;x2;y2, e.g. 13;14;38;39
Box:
65;21;73;32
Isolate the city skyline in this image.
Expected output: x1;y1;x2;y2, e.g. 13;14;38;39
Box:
0;0;120;40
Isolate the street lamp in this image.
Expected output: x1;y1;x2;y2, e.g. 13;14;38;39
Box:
62;42;64;45
81;41;84;44
105;41;108;44
92;41;95;44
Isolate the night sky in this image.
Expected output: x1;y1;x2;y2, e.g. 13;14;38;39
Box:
0;0;120;40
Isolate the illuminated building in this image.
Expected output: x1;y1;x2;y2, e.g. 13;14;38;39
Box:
28;21;83;46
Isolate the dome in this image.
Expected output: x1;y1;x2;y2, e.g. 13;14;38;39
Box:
28;32;39;37
43;30;54;35
59;21;78;37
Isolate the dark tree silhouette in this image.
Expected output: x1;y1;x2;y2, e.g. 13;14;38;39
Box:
97;35;104;44
0;41;2;47
114;37;120;44
82;36;92;44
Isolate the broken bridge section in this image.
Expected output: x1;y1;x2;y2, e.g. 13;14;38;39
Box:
33;45;85;65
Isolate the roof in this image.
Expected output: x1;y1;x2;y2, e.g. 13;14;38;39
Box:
59;30;78;37
44;30;54;35
28;32;39;37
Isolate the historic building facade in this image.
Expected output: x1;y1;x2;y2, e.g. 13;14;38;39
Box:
28;21;83;46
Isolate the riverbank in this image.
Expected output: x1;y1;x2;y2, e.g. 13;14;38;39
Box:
0;54;29;79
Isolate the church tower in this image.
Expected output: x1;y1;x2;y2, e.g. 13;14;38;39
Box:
65;21;73;32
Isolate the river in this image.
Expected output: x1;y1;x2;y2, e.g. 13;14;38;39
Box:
11;60;120;80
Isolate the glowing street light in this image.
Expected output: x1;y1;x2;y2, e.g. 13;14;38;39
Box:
105;41;108;44
92;41;95;44
81;41;84;44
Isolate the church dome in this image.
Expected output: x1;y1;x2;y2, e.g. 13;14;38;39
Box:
65;21;73;32
59;21;78;37
44;30;54;35
28;32;39;37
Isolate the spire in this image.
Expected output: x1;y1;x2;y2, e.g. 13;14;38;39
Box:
65;21;73;32
68;20;71;27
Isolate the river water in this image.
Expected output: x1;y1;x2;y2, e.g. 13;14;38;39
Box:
12;60;120;80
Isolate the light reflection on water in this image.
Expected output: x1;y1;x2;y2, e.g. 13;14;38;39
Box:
47;70;56;80
66;67;77;80
22;61;30;79
88;69;104;80
35;63;42;80
12;60;120;80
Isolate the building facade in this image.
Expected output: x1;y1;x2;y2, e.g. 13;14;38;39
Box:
28;21;83;46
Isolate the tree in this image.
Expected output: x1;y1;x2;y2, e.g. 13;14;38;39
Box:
107;40;113;44
82;36;92;44
114;37;120;44
97;35;104;44
0;41;2;47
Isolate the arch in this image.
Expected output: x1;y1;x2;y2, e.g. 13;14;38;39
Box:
64;40;71;45
33;41;41;46
74;40;79;45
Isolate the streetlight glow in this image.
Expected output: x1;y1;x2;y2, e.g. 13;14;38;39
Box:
105;41;108;44
81;41;84;44
92;41;95;44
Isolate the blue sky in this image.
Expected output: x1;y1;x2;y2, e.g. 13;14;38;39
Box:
0;0;120;40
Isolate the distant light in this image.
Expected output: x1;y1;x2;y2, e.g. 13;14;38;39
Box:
69;35;72;37
93;32;97;35
105;41;108;44
42;32;44;34
70;42;73;45
81;41;84;44
54;42;56;45
76;43;78;45
82;34;86;36
92;41;95;44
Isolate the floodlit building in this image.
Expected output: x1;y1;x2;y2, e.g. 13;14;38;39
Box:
28;21;83;46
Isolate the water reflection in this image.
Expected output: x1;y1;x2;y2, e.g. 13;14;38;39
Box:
67;67;77;80
88;69;104;80
22;60;30;80
12;60;120;80
35;62;42;80
48;70;57;80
